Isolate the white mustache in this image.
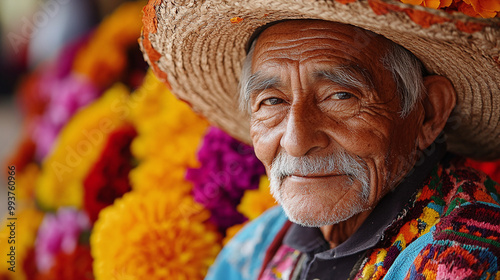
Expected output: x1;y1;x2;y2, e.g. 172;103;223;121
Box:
270;150;370;198
271;151;367;178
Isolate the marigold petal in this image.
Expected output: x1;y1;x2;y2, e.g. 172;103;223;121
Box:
400;0;424;5
423;0;442;9
91;190;221;280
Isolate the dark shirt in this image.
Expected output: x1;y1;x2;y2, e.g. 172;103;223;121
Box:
282;142;447;279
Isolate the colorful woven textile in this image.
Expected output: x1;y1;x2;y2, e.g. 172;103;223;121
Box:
353;156;500;279
207;156;500;279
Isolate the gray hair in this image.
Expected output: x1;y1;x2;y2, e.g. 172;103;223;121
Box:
382;43;426;117
238;40;258;113
238;39;426;118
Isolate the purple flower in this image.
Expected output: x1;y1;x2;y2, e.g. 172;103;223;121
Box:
35;208;91;273
187;127;265;232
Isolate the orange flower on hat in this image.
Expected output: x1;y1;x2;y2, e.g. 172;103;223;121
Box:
400;0;499;17
91;189;221;280
461;0;499;17
400;0;452;9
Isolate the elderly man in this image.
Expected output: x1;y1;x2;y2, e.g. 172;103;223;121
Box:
140;0;500;279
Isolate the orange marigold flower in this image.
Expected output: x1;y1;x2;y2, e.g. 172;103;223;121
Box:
230;17;244;23
400;0;452;9
401;0;424;5
72;1;145;88
462;0;499;17
400;0;498;17
91;190;221;280
439;0;453;8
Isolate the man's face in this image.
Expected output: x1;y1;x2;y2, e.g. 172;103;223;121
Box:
248;20;424;227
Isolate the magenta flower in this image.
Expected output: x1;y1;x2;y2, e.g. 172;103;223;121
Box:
35;207;91;273
187;127;266;232
28;36;100;161
32;73;99;160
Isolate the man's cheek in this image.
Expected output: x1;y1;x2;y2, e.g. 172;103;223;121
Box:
250;125;275;167
341;133;387;159
250;124;280;167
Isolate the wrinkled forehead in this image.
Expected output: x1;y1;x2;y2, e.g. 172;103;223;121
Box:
252;20;393;63
250;20;397;91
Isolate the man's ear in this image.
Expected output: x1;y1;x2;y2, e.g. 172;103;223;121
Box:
417;75;456;150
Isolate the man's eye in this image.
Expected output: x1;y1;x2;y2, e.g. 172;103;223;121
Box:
330;92;353;100
262;98;284;105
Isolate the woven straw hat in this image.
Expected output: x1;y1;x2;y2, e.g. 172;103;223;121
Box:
140;0;500;160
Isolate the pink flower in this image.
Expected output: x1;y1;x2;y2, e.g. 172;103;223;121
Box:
28;37;100;161
32;74;99;160
35;208;91;273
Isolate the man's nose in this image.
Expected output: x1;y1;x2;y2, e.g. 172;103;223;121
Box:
280;102;330;157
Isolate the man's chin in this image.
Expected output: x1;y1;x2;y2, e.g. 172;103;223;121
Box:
270;173;370;227
279;197;367;227
286;211;341;227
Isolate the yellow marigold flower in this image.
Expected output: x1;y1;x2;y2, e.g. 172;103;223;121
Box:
0;207;44;280
127;70;169;129
72;1;145;88
36;84;129;210
127;70;208;192
129;71;208;161
132;122;206;166
237;175;277;220
91;190;221;280
129;157;193;193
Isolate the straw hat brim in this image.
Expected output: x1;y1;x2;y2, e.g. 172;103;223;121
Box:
140;0;500;160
